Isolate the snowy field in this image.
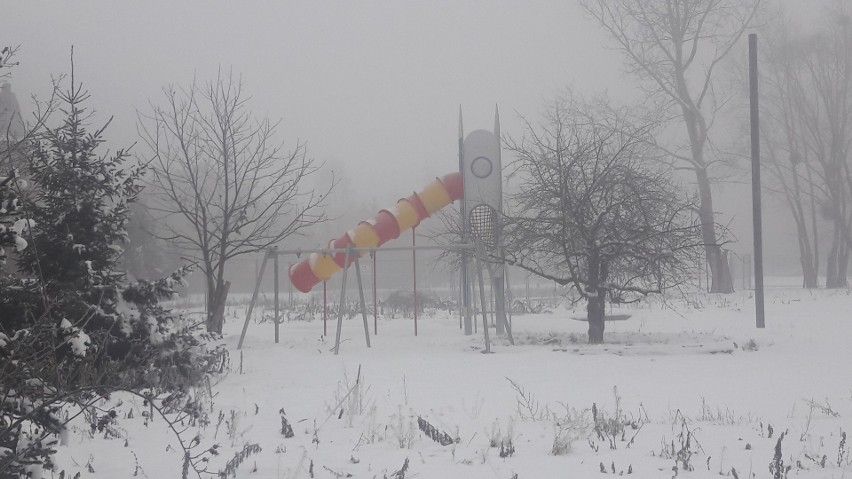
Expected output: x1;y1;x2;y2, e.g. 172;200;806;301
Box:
51;285;852;479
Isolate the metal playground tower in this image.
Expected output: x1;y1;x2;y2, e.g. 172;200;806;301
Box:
459;107;511;344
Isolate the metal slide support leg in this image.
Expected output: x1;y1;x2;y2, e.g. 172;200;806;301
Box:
372;251;377;335
482;253;514;346
505;265;513;332
474;244;491;353
274;247;280;344
492;273;513;345
354;250;371;348
462;249;472;335
412;227;418;336
334;248;352;355
238;250;271;349
323;281;328;336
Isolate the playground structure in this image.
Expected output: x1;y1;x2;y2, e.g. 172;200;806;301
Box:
238;108;514;352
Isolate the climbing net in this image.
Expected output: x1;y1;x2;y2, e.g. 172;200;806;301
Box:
469;204;498;250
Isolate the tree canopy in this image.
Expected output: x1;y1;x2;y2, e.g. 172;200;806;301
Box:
504;96;702;342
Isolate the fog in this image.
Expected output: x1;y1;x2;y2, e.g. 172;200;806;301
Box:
3;0;833;292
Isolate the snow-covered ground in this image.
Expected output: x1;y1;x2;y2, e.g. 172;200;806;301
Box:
52;285;852;478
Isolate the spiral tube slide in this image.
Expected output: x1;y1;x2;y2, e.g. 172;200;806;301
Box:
289;172;463;293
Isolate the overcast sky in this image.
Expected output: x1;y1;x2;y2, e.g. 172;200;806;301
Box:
3;0;826;270
4;1;628;188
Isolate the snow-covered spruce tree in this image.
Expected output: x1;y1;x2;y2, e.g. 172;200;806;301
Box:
2;67;221;378
11;81;142;333
1;66;223;476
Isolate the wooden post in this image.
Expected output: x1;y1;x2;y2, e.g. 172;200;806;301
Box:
749;33;766;329
238;251;270;349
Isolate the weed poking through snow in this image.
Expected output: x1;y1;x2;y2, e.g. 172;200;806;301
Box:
769;431;791;479
279;409;294;438
417;416;457;446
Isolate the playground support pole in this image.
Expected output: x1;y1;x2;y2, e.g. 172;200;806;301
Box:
505;265;512;332
238;250;270;349
353;249;371;348
372;251;377;335
749;33;766;329
334;248;352;355
473;276;478;334
412;226;418;337
459;107;473;336
274;246;280;344
483;250;514;346
474;244;491;353
322;281;327;336
458;272;462;330
288;262;293;307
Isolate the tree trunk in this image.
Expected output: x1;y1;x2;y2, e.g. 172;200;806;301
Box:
210;281;230;334
837;240;850;288
677;80;733;295
586;255;607;344
587;294;606;344
205;274;217;331
789;166;818;288
695;168;733;293
826;222;848;288
807;166;820;281
826;230;840;288
794;209;818;288
800;250;818;289
206;276;230;333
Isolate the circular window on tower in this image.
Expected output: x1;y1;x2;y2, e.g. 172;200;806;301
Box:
470;156;493;179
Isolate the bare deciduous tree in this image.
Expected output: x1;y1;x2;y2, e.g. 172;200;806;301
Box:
139;70;331;333
758;2;852;288
790;6;852;288
579;0;761;293
759;16;821;288
504;96;702;343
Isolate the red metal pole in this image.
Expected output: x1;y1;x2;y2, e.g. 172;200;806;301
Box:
413;226;418;336
372;251;377;335
322;280;327;336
